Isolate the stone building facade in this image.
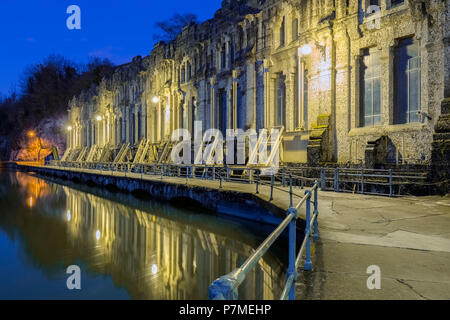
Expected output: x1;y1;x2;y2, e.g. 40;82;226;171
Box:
65;0;449;168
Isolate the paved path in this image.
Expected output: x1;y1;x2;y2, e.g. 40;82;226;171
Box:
297;192;450;300
26;165;450;299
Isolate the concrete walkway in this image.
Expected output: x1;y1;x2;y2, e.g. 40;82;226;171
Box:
25;165;450;299
297;191;450;300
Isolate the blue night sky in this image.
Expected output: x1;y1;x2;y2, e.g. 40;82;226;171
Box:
0;0;222;96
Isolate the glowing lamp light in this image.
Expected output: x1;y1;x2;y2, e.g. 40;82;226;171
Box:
299;44;312;56
96;230;101;240
67;210;71;222
28;131;36;138
67;126;73;131
152;96;160;104
28;197;34;208
151;264;158;275
96;115;102;121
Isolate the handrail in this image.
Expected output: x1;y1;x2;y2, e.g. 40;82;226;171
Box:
209;181;320;301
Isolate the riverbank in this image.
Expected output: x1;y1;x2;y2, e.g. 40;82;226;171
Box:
18;164;450;299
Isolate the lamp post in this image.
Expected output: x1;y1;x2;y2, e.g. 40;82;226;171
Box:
298;44;312;130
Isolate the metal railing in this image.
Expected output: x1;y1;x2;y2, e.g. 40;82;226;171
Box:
50;159;429;197
208;181;320;301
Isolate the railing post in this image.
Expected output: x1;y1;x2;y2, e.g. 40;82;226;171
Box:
209;274;238;300
304;191;313;271
320;168;326;190
334;168;339;192
289;174;293;208
313;181;320;241
219;177;223;189
270;174;274;201
256;171;259;194
287;207;298;300
282;167;286;187
389;169;393;197
361;168;365;194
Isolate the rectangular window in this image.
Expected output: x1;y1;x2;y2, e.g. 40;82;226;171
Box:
360;48;382;127
280;17;285;47
187;62;191;81
221;45;226;70
394;37;421;124
276;74;286;127
390;0;404;7
181;66;185;83
217;89;227;137
237;84;246;130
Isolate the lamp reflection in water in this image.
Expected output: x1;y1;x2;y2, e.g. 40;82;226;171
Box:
27;197;34;208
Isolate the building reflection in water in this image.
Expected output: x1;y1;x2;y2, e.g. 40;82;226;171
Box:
1;171;286;300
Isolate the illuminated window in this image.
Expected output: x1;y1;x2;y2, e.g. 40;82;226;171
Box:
360;48;382;127
394;38;421;124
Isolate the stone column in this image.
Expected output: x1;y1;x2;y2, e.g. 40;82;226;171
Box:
232;70;238;130
285;69;296;132
246;60;256;129
135;108;139;144
210;78;216;129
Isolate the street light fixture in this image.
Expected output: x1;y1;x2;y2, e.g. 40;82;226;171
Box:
152;96;160;104
27;130;36;138
67;126;73;131
96;115;102;121
299;44;312;56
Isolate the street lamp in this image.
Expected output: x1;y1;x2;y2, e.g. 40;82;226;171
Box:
67;126;73;131
96;115;102;121
152;96;160;104
27;130;36;138
299;44;312;56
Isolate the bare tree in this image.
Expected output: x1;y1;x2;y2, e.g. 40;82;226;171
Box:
153;13;198;42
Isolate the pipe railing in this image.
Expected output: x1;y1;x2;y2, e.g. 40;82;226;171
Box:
49;159;427;197
208;182;320;301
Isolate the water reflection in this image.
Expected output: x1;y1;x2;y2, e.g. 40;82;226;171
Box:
0;171;286;300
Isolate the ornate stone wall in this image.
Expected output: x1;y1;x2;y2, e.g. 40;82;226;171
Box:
66;0;448;167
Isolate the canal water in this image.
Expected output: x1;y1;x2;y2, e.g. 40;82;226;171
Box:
0;169;287;300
